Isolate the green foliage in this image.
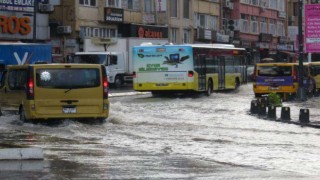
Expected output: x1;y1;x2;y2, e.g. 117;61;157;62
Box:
268;93;282;106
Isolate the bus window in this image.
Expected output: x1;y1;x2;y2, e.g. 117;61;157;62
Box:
225;56;235;73
72;55;106;64
108;55;118;65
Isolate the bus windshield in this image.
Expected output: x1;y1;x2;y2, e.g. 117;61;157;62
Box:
257;66;292;76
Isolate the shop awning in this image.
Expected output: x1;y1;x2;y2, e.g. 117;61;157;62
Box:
279;51;297;57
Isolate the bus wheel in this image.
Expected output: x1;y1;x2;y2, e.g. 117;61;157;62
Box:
315;89;320;97
114;76;123;88
152;91;161;97
255;93;262;98
235;78;240;89
206;80;213;96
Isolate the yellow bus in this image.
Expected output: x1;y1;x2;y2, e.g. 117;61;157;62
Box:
309;62;320;94
133;43;247;96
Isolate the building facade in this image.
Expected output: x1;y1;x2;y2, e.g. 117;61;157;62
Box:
227;0;289;64
3;0;315;64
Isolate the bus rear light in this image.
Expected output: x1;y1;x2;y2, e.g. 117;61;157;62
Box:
233;50;239;55
27;77;34;99
188;71;194;77
133;72;136;78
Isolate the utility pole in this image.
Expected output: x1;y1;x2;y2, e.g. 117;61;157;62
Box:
297;0;306;101
33;0;38;42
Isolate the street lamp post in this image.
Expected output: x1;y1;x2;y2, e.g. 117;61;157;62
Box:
297;0;306;101
33;0;38;42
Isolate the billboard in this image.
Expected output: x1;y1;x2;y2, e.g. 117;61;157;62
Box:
305;4;320;52
0;0;35;13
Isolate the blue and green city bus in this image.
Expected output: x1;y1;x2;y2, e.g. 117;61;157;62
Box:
133;43;247;96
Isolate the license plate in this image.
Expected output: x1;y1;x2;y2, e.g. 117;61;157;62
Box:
62;107;77;114
269;87;279;90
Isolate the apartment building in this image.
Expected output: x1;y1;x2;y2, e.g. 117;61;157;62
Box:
2;0;304;64
193;0;220;43
225;0;289;64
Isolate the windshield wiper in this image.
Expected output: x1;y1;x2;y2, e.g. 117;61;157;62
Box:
65;88;73;93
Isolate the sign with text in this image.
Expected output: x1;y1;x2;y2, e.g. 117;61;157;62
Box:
104;7;123;23
0;0;35;12
305;4;320;52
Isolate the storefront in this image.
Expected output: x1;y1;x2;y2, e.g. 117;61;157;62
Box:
118;24;168;39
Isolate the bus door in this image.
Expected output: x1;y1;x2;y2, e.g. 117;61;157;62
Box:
240;56;247;83
198;55;207;91
218;57;225;89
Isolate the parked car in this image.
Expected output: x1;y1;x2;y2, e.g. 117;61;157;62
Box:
0;63;110;123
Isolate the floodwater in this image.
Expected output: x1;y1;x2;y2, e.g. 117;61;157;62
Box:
0;84;320;179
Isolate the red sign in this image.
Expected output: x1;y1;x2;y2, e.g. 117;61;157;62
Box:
138;27;163;38
0;15;31;35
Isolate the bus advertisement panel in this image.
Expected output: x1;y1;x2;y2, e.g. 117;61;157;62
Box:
133;45;193;90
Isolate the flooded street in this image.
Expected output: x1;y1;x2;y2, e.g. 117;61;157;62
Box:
0;83;320;179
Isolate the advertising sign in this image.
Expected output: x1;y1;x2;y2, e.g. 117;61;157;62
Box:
0;0;35;12
133;46;193;73
305;4;320;52
104;7;123;23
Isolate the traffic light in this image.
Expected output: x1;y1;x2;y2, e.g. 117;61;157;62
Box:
228;20;235;31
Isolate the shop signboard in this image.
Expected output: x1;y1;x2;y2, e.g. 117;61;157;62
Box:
305;4;320;52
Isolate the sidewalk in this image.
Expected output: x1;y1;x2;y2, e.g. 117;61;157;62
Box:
0;143;43;160
250;97;320;129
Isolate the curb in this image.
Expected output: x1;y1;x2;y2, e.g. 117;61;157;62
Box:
0;147;44;160
109;92;150;97
0;160;44;171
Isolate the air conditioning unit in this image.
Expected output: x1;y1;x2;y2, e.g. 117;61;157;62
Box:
229;2;234;9
225;0;231;7
289;16;295;22
38;3;54;12
57;26;72;34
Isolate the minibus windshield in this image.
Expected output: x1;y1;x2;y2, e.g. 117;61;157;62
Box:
36;68;100;89
257;66;292;76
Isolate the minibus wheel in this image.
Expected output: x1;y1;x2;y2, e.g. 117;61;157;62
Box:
19;107;29;123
